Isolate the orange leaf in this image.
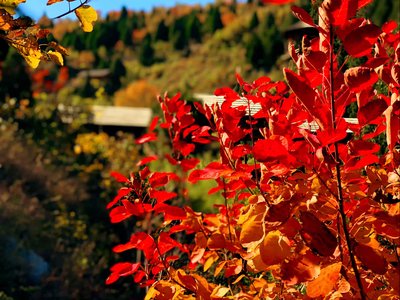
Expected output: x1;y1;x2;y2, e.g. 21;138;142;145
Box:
307;262;342;298
282;251;321;285
260;230;291;266
239;203;267;249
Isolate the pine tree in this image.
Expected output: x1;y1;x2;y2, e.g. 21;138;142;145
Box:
154;20;169;41
248;12;259;30
186;13;202;43
120;25;133;46
170;17;189;50
139;34;155;66
245;34;265;69
80;76;96;98
203;6;223;34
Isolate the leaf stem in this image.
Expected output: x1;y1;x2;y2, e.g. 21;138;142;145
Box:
328;27;366;300
53;0;89;19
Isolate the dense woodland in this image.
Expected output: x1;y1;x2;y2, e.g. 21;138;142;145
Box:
0;0;399;299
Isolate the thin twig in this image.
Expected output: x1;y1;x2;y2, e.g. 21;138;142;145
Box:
328;27;366;300
223;179;233;242
53;0;89;19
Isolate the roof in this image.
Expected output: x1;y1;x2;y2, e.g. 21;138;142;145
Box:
194;93;358;133
59;105;152;128
283;21;319;39
77;69;111;79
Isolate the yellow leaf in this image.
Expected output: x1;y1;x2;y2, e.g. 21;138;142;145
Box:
211;285;230;298
0;0;26;14
48;50;64;66
22;49;42;68
203;252;218;272
144;286;159;300
75;5;97;32
307;262;341;298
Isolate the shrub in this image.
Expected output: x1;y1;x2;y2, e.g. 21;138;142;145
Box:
106;1;399;299
106;1;400;299
113;80;159;108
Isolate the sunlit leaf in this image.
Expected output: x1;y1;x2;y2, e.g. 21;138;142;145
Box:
75;5;97;32
47;50;64;66
259;230;291;266
307;262;341;298
0;0;26;14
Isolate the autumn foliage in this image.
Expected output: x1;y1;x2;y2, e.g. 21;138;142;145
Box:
105;1;399;299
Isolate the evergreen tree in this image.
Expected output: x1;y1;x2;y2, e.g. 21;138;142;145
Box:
97;22;119;49
254;14;284;71
154;19;169;41
105;58;126;94
203;6;223;34
186;13;202;43
120;25;133;45
169;17;189;50
139;34;155;66
80;76;96;98
245;34;266;69
260;27;284;70
110;58;126;79
248;12;259;30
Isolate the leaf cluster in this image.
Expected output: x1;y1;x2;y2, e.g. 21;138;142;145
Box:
105;1;400;299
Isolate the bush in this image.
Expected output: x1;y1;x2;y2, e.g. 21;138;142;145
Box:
106;1;400;299
113;80;159;108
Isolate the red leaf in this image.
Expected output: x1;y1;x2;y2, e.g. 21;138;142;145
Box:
354;243;388;275
300;211;337;256
106;262;141;285
134;270;146;283
344;67;378;93
154;203;187;221
149;116;159;132
105;272;120;285
109;206;131;223
149;172;174;188
180;158;200;172
110;171;129;183
343;24;381;57
284;68;327;129
135;132;158;144
113;232;155;260
253;138;289;162
316;126;348;146
136;155;158;166
174;140;195;156
291;6;315;28
358;99;387;125
188;162;232;183
149;189;177;203
345;154;379;171
107;187;132;209
323;0;358;26
348;140;380;156
158;232;185;255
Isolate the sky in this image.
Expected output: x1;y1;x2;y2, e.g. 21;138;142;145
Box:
19;0;216;20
